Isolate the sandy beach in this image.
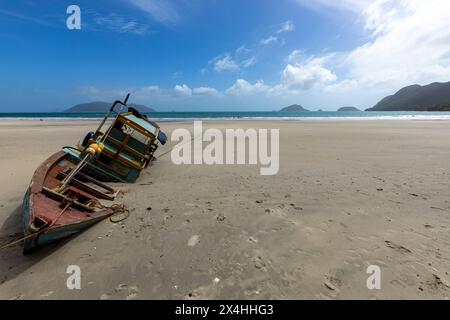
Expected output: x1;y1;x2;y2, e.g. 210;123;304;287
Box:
0;119;450;299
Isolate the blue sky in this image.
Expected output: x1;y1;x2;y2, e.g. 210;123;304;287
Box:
1;0;449;111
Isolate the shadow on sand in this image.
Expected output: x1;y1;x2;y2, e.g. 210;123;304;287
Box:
0;205;78;288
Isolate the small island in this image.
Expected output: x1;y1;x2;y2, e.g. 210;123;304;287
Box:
280;104;310;112
65;101;156;113
337;106;361;112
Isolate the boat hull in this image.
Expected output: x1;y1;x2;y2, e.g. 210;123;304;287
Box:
22;151;115;254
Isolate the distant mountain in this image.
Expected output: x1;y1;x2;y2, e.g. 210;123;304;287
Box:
367;81;450;111
280;104;310;112
64;101;156;113
337;106;361;112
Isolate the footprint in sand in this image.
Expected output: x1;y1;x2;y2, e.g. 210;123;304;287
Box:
99;293;110;300
101;284;140;300
10;294;24;300
289;203;303;211
188;235;200;247
266;207;297;225
385;240;412;254
248;236;258;243
126;286;139;300
40;291;54;299
266;207;285;218
253;255;268;272
185;277;222;300
115;283;128;292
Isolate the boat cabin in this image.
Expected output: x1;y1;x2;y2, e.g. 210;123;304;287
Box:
64;104;167;183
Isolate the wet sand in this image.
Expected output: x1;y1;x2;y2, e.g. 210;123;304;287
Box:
0;119;449;299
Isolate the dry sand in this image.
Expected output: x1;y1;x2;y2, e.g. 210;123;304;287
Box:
0;119;449;299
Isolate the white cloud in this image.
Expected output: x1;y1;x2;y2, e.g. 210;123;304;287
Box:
338;0;450;91
223;55;337;97
295;0;371;14
260;35;278;45
226;79;270;96
260;20;294;47
0;8;54;27
211;53;239;72
324;79;358;93
286;49;304;63
235;45;251;55
139;85;160;93
77;84;225;110
174;85;221;97
174;84;192;97
242;56;257;68
363;0;400;35
86;11;151;35
277;20;295;33
129;0;180;25
218;53;337;98
281;59;337;91
77;85;161;102
192;87;220;96
293;0;450;107
132;85;166;101
210;52;256;72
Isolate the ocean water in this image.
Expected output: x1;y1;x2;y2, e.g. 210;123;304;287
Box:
2;111;450;121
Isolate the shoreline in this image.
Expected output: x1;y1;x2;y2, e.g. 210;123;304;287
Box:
3;110;450;123
4;116;450;123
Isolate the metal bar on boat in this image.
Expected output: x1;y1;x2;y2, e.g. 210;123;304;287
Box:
57;172;116;200
96;94;130;144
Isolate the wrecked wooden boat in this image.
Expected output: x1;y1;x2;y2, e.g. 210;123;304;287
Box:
22;94;166;254
22;151;118;254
